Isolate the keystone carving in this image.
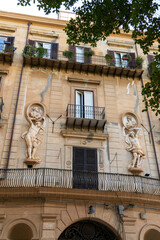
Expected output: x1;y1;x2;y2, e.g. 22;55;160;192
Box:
22;102;46;165
122;113;145;174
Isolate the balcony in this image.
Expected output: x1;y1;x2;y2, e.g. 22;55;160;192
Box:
0;42;15;65
66;104;106;130
0;168;159;198
23;50;143;78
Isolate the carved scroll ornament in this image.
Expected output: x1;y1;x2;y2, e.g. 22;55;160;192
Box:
22;103;46;165
122;113;145;174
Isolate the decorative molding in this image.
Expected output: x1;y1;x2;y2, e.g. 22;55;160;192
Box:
30;30;58;38
0;70;9;75
0;25;16;32
68;77;101;85
107;40;134;48
62;130;108;140
22;102;46;166
122;112;145;174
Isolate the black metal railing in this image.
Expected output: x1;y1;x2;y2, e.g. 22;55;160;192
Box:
25;49;140;69
0;168;159;195
66;104;105;120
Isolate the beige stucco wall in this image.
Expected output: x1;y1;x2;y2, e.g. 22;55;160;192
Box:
0;11;160;240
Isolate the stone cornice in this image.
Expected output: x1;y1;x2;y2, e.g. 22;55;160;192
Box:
0;11;67;27
0;187;160;208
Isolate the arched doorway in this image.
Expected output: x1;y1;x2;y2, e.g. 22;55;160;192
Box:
144;229;160;240
58;220;120;240
8;223;33;240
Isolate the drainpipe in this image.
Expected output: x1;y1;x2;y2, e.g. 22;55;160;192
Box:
5;22;32;170
140;76;160;179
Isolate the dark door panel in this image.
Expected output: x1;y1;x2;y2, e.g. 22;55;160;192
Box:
73;147;98;190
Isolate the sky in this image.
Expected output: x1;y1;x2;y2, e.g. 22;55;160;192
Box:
0;0;159;19
0;0;61;18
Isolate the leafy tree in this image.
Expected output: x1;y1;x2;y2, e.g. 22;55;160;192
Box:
142;55;160;116
18;0;160;115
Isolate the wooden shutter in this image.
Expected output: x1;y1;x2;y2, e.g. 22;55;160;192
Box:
51;43;59;59
73;147;98;189
5;37;15;51
107;50;115;65
28;39;35;46
147;54;154;64
128;52;135;68
69;45;76;61
84;47;91;64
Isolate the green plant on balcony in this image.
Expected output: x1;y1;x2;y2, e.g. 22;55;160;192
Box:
36;46;48;58
23;44;37;58
105;54;113;66
63;50;74;60
84;50;94;57
122;54;131;61
135;56;144;69
3;46;16;54
148;61;154;76
23;44;48;58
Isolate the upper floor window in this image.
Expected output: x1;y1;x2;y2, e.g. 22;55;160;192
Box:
69;45;92;63
0;36;15;53
107;50;135;68
28;40;59;59
76;90;94;119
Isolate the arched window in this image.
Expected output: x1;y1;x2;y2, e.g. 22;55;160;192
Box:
8;223;33;240
144;229;160;240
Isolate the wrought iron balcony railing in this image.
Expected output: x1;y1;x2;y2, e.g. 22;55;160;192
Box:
66;104;105;120
0;168;159;196
23;49;141;69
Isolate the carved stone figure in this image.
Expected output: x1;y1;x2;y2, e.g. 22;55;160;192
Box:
22;103;46;165
122;113;145;174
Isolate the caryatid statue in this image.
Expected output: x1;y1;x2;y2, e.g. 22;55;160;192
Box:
122;113;145;174
22;103;46;165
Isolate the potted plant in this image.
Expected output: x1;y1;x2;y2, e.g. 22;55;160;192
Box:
105;54;113;65
3;46;16;54
63;50;74;60
36;46;48;58
135;56;144;69
84;50;94;57
122;54;131;61
22;44;37;58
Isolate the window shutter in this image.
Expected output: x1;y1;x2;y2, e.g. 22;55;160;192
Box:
147;54;154;64
28;40;35;46
107;50;115;65
128;52;135;68
73;147;85;171
73;147;98;190
5;37;15;51
69;45;76;61
51;43;59;59
84;47;91;64
86;149;97;172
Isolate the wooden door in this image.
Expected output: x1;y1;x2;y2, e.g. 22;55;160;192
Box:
73;147;98;189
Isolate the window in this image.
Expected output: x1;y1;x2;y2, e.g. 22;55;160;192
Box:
73;147;98;189
0;36;15;53
76;90;94;119
35;42;51;58
28;40;59;59
107;50;135;68
115;52;129;68
69;45;92;63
